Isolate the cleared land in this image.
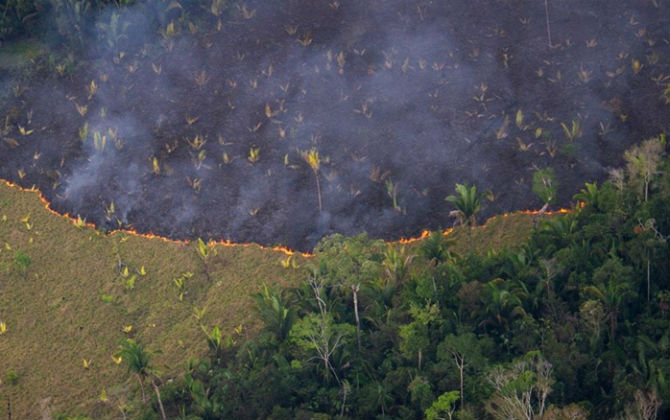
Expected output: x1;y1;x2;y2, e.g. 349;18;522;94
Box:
0;180;543;418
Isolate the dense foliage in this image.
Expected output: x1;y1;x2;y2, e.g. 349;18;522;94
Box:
149;138;669;420
0;0;135;43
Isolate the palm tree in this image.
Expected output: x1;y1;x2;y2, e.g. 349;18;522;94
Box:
419;231;452;266
419;231;454;293
301;148;323;212
538;215;577;254
117;339;167;420
629;333;667;393
480;278;526;332
374;381;393;416
446;184;482;227
382;245;415;286
573;182;600;211
445;183;483;249
252;284;295;341
583;258;636;342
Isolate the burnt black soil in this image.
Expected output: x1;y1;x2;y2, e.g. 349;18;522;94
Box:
1;0;668;251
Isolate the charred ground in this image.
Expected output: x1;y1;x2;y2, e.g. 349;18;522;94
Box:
0;0;668;250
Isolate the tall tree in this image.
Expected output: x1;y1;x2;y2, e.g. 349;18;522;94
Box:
252;284;295;341
117;339;167;420
485;351;554;420
437;333;487;409
301;148;324;212
382;244;415;286
445;183;483;249
314;234;384;352
584;257;636;342
289;313;354;384
480;278;526;332
445;183;482;228
623;137;665;202
532;167;558;213
399;302;439;369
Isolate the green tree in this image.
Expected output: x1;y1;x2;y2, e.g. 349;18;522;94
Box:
382;244;415;286
437;333;486;409
485;351;554;420
202;325;236;367
289;313;353;384
314;234;384;352
117;339;166;420
195;238;217;282
445;183;483;250
624;137;665;202
425;390;460;420
573;182;600;211
480;278;526;332
420;231;453;267
583;258;636;342
445;183;483;228
399;302;439;369
365;380;394;417
532;167;558;211
408;376;434;412
252;284;295;341
628;333;670;397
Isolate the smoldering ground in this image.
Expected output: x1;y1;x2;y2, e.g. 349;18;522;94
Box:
0;0;668;250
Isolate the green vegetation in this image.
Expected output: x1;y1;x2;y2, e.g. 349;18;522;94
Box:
13;249;30;278
532;167;558;209
0;0;134;44
117;338;167;419
0;0;667;418
0;139;668;419
445;183;483;228
140;138;666;420
0;180;307;418
0;177;540;419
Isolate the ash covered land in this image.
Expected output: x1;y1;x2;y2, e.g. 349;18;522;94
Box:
0;0;667;250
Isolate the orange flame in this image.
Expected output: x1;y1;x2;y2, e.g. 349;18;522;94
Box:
396;228;456;245
397;229;432;244
393;207;571;245
1;179;572;255
518;208;571;215
0;179;312;257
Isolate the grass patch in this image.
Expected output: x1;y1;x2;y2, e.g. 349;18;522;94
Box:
0;181;307;418
0;180;543;418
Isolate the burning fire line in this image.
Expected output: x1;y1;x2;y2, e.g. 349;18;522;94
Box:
398;229;440;244
0;179;312;257
1;179;571;255
395;207;572;245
